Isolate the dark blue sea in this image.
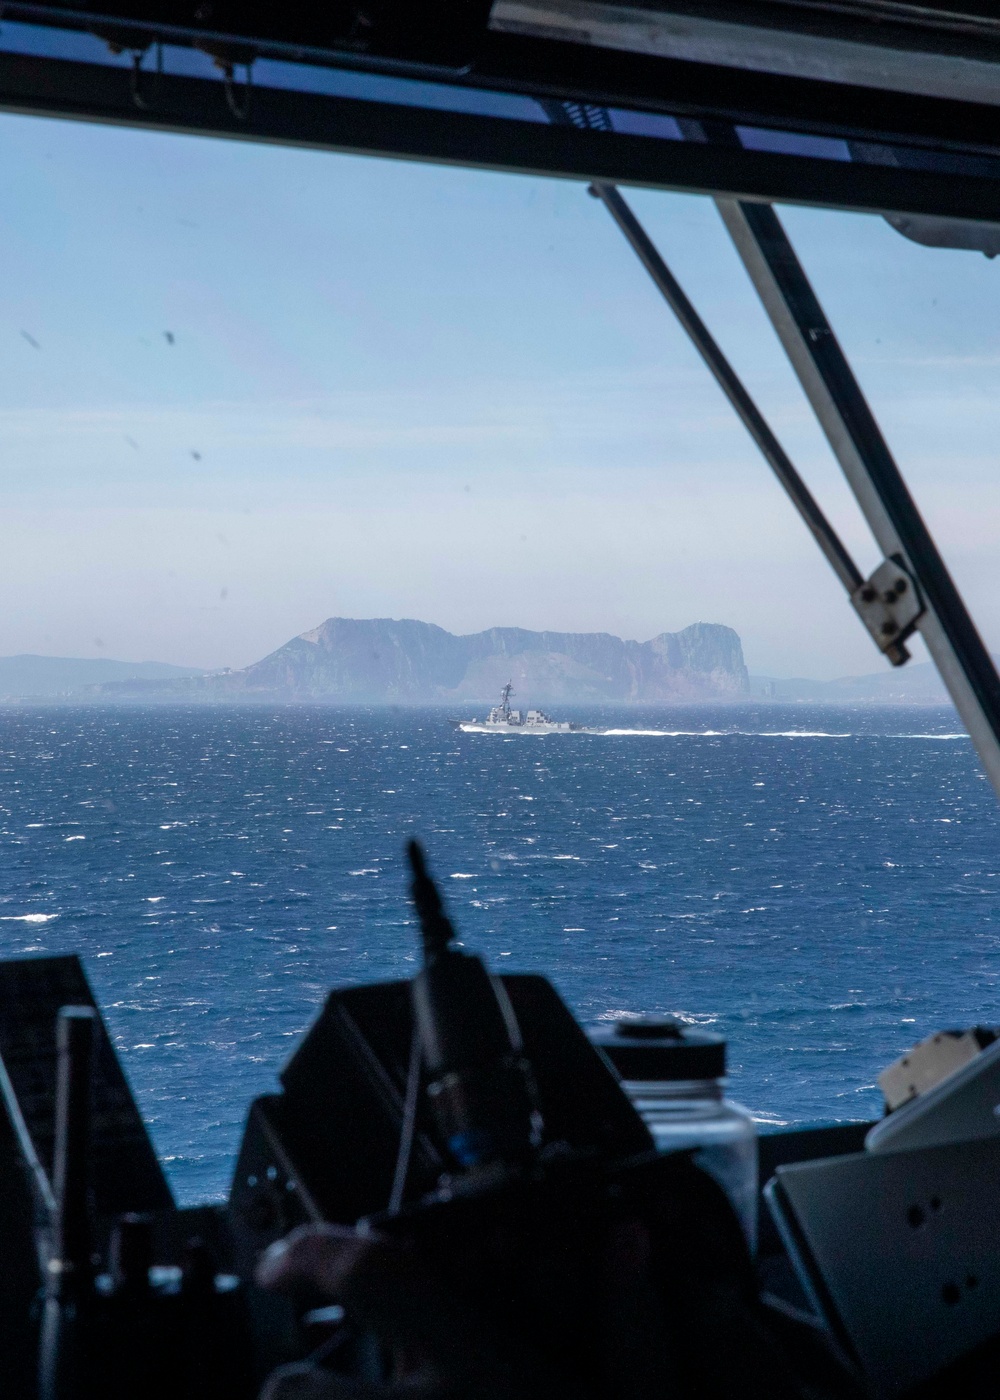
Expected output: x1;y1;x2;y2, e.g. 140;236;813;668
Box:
0;703;995;1203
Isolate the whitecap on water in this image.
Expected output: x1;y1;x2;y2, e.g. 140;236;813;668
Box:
594;1009;717;1025
1;913;59;923
597;728;853;738
598;728;965;740
889;733;968;740
599;728;695;737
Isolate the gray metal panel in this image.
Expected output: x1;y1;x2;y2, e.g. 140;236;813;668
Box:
491;1;1000;108
771;1139;1000;1396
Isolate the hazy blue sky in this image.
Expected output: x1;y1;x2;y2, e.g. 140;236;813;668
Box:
3;111;1000;678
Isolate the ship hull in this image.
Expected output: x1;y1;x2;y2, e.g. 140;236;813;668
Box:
453;720;602;735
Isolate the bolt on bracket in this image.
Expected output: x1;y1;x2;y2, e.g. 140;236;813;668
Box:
851;557;924;667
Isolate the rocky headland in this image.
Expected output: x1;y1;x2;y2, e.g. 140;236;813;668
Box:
98;616;749;703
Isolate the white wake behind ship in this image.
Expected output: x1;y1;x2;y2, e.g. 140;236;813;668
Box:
452;682;603;735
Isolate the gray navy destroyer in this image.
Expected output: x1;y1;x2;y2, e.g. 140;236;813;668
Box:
452;681;600;734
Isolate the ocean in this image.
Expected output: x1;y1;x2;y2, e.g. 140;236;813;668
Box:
0;702;995;1204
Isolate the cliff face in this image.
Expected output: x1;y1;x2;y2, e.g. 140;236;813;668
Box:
228;618;469;700
217;617;749;702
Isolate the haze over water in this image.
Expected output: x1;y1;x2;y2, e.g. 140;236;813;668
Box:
0;703;994;1203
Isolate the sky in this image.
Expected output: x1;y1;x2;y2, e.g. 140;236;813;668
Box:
3;112;1000;678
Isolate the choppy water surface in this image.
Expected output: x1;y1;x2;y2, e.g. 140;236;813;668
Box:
0;703;995;1202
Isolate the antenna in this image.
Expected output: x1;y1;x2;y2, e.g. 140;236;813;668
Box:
407;840;455;962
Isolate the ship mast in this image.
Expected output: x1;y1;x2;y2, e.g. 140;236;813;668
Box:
500;681;513;720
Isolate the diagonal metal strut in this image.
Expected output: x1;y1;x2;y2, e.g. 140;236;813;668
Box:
588;185;859;588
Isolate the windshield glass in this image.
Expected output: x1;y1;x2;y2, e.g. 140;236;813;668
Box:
2;111;998;1201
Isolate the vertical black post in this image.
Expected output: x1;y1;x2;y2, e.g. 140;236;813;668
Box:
39;1005;96;1400
718;197;1000;798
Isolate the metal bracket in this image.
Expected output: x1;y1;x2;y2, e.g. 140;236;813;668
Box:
850;558;924;666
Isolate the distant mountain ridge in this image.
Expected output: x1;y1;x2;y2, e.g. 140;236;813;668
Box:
99;617;750;704
1;634;977;707
749;659;995;705
0;654;205;699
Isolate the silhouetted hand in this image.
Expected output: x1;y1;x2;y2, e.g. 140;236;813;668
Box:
256;1155;807;1400
256;1218;674;1400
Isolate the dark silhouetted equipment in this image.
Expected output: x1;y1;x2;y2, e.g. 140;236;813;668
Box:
343;843;796;1400
38;1005;97;1400
406;838;541;1171
0;958;248;1399
225;850;656;1380
0;956;172;1221
0;958;173;1396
